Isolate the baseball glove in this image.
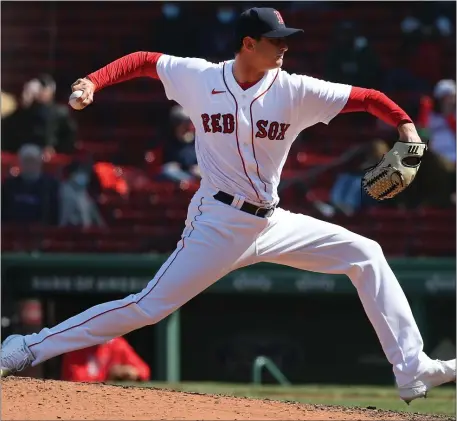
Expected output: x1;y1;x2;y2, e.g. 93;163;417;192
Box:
362;141;427;200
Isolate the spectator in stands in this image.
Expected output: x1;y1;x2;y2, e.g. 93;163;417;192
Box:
2;144;60;225
401;2;454;42
1;74;77;155
400;2;455;89
329;139;388;216
409;79;456;207
61;336;150;383
419;79;456;167
324;21;381;89
160;105;200;184
59;161;105;228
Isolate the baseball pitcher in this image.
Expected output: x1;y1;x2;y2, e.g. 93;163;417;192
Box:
2;8;454;404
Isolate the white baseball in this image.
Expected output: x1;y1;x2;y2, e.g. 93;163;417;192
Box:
68;90;85;110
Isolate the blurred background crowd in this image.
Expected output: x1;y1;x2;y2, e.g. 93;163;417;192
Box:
1;1;456;256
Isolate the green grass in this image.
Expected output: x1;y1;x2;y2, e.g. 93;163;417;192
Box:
120;381;456;416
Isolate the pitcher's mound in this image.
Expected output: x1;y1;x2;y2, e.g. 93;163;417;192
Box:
0;377;448;420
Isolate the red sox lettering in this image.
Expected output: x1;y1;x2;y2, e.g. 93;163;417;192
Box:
201;113;291;140
255;120;290;141
201;113;235;134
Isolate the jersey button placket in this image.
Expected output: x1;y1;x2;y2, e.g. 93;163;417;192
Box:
238;105;250;145
240;103;255;170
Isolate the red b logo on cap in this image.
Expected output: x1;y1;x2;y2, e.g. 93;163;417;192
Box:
274;10;284;25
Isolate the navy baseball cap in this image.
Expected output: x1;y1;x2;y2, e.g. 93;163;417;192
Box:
236;7;303;40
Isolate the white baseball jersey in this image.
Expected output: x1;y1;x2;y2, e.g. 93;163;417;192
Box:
156;55;351;206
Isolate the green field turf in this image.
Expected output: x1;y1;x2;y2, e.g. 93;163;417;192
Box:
123;382;456;416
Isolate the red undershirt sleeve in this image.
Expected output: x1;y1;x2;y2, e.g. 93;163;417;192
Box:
340;86;413;128
86;51;163;92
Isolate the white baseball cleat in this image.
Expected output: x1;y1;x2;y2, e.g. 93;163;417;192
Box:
0;334;35;378
398;359;456;404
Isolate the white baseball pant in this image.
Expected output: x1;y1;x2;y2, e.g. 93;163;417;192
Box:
24;181;428;387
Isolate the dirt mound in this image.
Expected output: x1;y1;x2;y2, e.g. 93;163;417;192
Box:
0;377;452;421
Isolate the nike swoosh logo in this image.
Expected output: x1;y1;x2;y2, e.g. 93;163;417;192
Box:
212;89;226;95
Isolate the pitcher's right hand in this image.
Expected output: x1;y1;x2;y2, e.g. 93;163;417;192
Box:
70;77;95;109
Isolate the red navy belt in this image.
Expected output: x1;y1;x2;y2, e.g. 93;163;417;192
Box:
213;191;275;218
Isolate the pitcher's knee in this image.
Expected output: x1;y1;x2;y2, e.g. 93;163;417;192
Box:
344;235;388;286
359;237;383;258
348;233;385;263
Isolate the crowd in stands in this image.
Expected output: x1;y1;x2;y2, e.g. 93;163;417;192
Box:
1;1;455;256
1;76;198;230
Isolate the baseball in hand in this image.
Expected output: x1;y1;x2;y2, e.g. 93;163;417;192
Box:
68;90;85;110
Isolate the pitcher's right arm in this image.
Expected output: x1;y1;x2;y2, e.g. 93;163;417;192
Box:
70;52;213;109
